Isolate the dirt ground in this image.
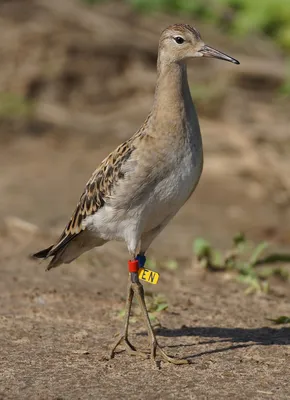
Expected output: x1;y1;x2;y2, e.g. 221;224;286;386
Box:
1;1;290;399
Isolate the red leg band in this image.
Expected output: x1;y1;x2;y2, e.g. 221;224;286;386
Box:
128;259;139;273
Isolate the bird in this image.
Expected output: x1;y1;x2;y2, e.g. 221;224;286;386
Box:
33;23;239;366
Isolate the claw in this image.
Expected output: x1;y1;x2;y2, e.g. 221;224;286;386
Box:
110;334;148;359
157;345;188;365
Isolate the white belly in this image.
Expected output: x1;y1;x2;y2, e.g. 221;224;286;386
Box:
84;144;203;243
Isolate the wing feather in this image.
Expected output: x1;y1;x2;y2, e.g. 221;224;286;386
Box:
46;139;136;257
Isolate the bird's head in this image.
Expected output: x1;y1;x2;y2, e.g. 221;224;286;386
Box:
159;24;240;66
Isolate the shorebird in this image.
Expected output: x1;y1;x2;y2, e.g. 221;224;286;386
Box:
33;24;239;365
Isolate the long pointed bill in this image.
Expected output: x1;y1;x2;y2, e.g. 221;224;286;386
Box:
199;44;240;65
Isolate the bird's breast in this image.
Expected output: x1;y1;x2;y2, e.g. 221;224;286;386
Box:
143;140;203;232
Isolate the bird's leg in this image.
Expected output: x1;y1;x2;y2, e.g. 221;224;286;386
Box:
135;253;146;268
110;254;187;364
110;259;148;360
132;279;188;365
110;276;137;357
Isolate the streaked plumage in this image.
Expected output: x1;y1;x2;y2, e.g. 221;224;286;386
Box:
33;24;239;365
35;133;139;268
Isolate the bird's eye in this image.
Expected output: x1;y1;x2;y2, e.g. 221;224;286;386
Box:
174;36;185;44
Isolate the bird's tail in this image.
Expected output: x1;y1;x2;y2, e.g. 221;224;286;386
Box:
32;232;106;270
32;244;64;270
32;245;53;259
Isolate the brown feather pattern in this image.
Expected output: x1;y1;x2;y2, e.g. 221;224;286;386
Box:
46;119;152;257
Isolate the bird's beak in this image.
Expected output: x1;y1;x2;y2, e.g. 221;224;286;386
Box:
198;44;240;65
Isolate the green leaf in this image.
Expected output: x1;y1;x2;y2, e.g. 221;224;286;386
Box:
163;259;179;270
273;267;289;281
149;313;157;322
257;266;275;279
233;232;246;247
154;303;168;313
193;238;212;258
268;316;290;324
261;281;269;294
146;258;157;269
237;274;258;284
249;242;269;266
212;250;224;266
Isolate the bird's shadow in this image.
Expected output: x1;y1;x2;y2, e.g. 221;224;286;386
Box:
138;325;290;360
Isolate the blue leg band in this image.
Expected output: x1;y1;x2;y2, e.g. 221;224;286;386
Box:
135;254;146;268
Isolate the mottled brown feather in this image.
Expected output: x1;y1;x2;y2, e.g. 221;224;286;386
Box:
46;120;151;257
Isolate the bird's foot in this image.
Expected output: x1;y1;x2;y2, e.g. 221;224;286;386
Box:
110;334;148;360
109;335;187;365
150;340;189;366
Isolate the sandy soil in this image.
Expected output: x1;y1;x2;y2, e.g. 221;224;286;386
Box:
1;1;290;399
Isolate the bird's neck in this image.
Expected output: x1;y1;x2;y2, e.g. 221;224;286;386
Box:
151;61;194;126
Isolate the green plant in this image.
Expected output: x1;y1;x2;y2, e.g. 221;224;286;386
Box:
118;292;168;323
268;315;290;324
0;92;34;119
145;257;158;270
193;233;290;294
146;293;168;322
162;259;179;270
145;257;179;271
82;0;290;51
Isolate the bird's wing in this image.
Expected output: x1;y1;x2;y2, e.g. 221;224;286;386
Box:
46;138;137;257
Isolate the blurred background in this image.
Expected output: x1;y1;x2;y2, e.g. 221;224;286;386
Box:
1;0;290;247
1;1;290;398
